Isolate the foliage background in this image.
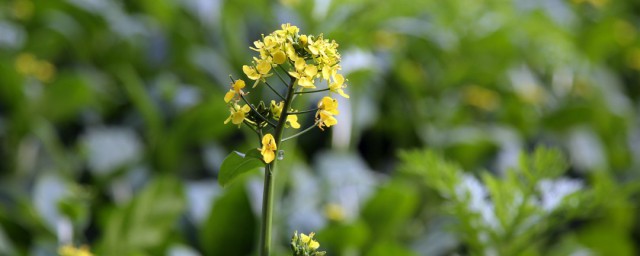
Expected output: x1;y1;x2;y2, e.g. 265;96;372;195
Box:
0;0;639;255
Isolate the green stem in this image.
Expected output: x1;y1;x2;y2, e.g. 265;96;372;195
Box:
294;88;330;94
287;108;319;115
260;75;297;256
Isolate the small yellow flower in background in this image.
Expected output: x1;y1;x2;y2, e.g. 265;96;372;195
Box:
15;53;37;75
316;96;339;130
224;103;251;127
58;244;94;256
463;85;500;111
11;0;34;20
260;134;277;163
324;203;346;221
15;53;56;83
224;79;246;103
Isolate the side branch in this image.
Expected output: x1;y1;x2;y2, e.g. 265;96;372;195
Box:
286;108;319;115
264;81;286;100
240;94;277;128
294;88;330;94
282;121;320;142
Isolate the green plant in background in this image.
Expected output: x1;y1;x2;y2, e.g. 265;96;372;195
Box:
218;23;348;256
398;147;635;255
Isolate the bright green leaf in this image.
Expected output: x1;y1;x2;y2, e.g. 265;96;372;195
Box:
218;149;264;187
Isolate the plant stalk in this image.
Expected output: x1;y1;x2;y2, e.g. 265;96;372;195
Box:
260;75;297;256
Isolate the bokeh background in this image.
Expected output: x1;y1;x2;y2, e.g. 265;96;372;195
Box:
1;0;639;255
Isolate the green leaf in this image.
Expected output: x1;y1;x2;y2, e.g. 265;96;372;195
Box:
218;149;264;187
200;179;256;256
362;179;418;240
97;176;185;256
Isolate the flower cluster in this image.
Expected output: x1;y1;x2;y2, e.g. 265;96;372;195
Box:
223;23;348;163
291;231;325;256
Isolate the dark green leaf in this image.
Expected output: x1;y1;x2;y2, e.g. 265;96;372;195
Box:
201;178;256;256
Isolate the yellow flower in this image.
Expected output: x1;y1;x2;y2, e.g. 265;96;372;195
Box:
309;240;320;250
285;42;298;60
300;232;320;249
224;103;251;127
256;59;272;74
299;35;308;45
300;233;311;243
292;56;306;72
292;231;325;255
318;96;339;114
287;115;300;129
307;37;322;55
243;58;273;82
58;244;94;256
243;65;261;80
298;77;315;88
329;74;349;98
224;79;246;103
289;57;318;89
260;133;277;163
273;50;287;64
271;100;284;119
317;110;337;130
316;97;339;130
280;23;299;35
321;64;340;80
15;53;56;83
324;203;346;221
304;65;318;77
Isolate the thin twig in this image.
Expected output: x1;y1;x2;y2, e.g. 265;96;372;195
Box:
240;94;276;128
282;121;320;142
243;120;260;136
294;88;330;94
273;66;290;88
264;81;286;100
286;108;319;115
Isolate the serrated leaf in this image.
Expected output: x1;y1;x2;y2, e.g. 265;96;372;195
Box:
219;149;264;187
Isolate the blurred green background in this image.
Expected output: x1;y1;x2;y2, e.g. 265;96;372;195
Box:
1;0;639;255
